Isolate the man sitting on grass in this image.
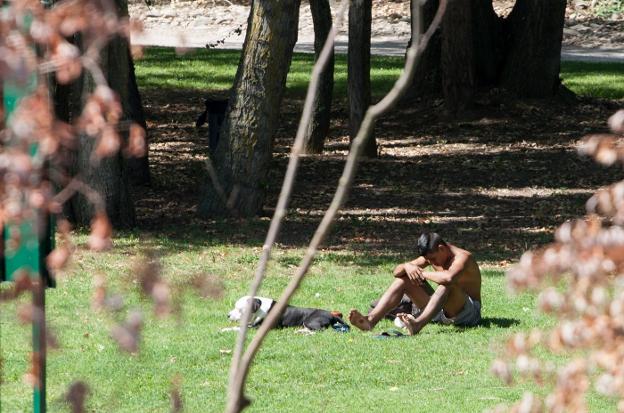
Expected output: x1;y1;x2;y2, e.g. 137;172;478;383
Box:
349;232;482;335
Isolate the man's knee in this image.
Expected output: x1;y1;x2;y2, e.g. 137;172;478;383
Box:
392;276;410;289
370;295;413;319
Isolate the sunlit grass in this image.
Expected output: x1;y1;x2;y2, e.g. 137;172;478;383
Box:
135;47;402;98
135;47;624;100
560;61;624;99
2;49;622;413
0;231;618;412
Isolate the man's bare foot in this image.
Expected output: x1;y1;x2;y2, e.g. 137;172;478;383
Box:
348;309;373;331
397;313;422;335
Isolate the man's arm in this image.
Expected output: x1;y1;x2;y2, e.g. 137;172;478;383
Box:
393;256;428;278
422;252;470;285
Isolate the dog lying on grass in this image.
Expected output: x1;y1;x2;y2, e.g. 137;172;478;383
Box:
228;296;349;331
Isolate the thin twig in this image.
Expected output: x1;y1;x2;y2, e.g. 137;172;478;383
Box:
226;0;447;411
52;175;106;213
226;2;349;411
203;157;230;207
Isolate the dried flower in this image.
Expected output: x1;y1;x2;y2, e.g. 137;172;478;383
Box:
88;212;112;251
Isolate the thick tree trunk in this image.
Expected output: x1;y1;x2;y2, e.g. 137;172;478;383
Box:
441;0;474;114
303;0;334;154
61;1;136;228
407;0;442;97
70;33;135;228
471;0;503;87
500;0;567;97
126;49;150;186
407;0;566;106
198;0;301;217
348;0;376;158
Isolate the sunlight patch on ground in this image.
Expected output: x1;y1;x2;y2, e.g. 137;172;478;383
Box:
380;141;575;158
472;187;594;198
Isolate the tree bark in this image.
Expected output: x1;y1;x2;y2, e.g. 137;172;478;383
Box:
198;0;301;218
406;0;567;106
407;0;442;97
441;0;474;114
61;1;136;228
471;0;503;87
348;0;376;158
126;49;150;186
303;0;334;154
500;0;567;97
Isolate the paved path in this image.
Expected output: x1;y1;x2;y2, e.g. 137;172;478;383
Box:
132;29;624;63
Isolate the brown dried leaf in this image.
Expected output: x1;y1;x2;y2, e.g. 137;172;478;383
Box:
126;123;147;158
23;353;41;388
94;126;121;159
189;273;225;299
52;41;82;84
65;381;89;413
110;311;143;354
16;303;35;324
87;212;112;251
46;245;71;271
91;274;106;311
130;45;144;60
578;134;624;166
133;253;161;296
608;110;624;134
170;374;183;413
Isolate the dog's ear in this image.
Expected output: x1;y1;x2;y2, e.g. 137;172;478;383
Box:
251;298;262;313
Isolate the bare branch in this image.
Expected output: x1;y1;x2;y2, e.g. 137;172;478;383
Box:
226;2;350;408
226;0;447;411
52;175;106;213
203;157;240;213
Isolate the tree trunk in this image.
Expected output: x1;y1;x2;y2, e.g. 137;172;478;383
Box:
500;0;567;97
348;0;376;158
407;0;442;97
63;1;136;228
198;0;301;218
126;49;150;186
471;0;503;87
406;0;567;106
303;0;334;154
441;0;474;114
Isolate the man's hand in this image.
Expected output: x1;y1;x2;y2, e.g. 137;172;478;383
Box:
393;264;406;278
404;263;425;284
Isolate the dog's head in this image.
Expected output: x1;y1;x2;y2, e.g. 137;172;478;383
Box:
228;296;274;326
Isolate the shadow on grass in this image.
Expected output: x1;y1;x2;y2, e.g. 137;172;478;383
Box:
130;49;624;266
478;317;521;329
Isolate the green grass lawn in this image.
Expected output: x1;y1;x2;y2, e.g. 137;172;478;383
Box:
135;47;624;100
0;233;618;412
2;49;623;412
560;61;624;99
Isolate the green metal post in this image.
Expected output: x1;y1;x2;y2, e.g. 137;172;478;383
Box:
2;48;51;413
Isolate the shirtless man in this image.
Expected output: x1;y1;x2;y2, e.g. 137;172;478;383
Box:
349;232;482;335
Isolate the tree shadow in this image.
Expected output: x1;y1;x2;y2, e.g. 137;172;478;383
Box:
131;61;621;267
478;317;521;329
